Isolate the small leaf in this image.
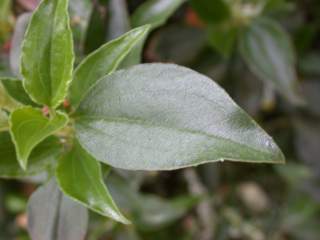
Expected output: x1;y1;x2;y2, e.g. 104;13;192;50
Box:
56;140;129;224
1;77;37;106
21;0;74;108
83;1;108;54
131;0;186;29
0;132;61;179
106;0;130;40
0;82;21;111
239;17;303;104
122;0;185;67
69;25;150;108
9;13;32;77
9;107;68;169
75;63;284;171
27;179;88;240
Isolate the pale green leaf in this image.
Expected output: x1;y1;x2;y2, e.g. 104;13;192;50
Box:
0;110;8;131
0;132;61;179
56;140;129;224
69;25;150;108
21;0;74;108
9;107;68;170
27;179;88;240
75;64;285;171
239;18;303;104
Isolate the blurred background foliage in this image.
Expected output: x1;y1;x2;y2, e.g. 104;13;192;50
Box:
0;0;320;239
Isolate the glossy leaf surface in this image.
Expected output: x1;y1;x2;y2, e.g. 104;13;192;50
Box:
239;18;303;104
56;140;129;224
9;107;68;169
27;179;88;240
76;64;284;170
21;0;74;108
0;132;61;178
1;77;36;106
69;25;150;108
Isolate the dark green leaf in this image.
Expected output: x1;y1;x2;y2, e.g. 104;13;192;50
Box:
69;25;150;108
0;132;61;179
208;23;238;58
56;140;129;224
83;2;107;54
108;175;198;231
190;0;230;24
239;18;303;104
123;0;186;67
9;107;68;169
131;0;185;29
1;77;36;106
21;0;74;108
27;179;88;240
75;64;284;171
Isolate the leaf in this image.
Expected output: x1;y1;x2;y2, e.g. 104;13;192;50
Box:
108;175;198;231
190;0;230;24
239;17;303;104
69;25;150;108
0;110;8;131
9;106;68;170
56;140;129;224
208;23;238;58
122;0;185;67
9;13;32;77
106;0;130;40
0;132;61;179
21;0;74;108
131;0;186;29
83;2;107;54
0;82;21;111
1;77;36;106
75;63;285;171
27;179;88;240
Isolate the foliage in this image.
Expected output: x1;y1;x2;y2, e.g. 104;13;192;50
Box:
0;0;319;239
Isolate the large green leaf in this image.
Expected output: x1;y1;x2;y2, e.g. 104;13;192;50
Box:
56;140;129;224
1;77;36;106
239;18;303;104
27;179;88;240
0;132;61;179
9;107;68;170
75;64;285;171
69;25;150;108
21;0;74;108
122;0;185;67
